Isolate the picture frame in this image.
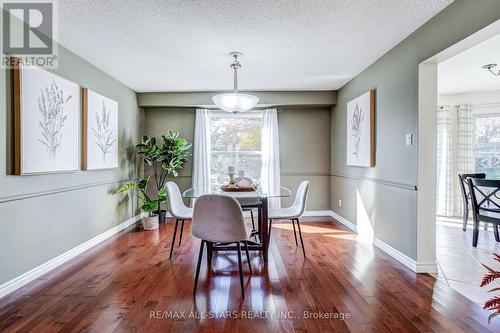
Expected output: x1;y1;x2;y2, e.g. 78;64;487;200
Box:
81;88;119;170
12;61;81;175
346;90;375;167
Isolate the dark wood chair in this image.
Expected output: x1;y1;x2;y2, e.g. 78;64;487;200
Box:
467;178;500;247
458;173;486;231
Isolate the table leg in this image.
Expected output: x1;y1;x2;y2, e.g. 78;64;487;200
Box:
260;197;269;263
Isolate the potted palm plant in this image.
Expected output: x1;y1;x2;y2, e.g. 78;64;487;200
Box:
116;131;192;227
116;176;166;230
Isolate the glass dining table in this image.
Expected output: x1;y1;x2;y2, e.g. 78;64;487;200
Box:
183;185;291;263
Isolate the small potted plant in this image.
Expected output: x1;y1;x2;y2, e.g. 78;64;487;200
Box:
116;176;166;230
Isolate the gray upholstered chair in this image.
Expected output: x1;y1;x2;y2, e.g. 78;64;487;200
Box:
268;180;310;258
166;181;193;259
191;194;252;298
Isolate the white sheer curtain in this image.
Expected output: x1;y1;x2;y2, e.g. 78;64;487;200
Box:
261;109;281;209
456;104;475;215
192;109;211;191
436;105;455;216
436;104;475;217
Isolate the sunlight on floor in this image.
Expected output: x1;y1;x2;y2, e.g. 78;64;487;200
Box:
324;233;358;241
271;223;348;234
356;190;374;243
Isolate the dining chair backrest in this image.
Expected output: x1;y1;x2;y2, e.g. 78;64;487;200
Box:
166;181;187;218
191;194;249;243
292;181;310;216
458;173;486;207
468;178;500;214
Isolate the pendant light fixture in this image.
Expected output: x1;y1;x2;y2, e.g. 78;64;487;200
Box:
212;52;259;113
482;63;500;76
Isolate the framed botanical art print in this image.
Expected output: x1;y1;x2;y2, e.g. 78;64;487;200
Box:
346;90;375;167
82;88;119;170
12;63;80;175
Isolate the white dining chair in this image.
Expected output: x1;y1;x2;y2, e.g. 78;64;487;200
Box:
191;194;252;298
166;181;193;259
268;180;310;258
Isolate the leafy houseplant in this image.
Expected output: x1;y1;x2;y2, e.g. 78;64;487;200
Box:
481;253;500;323
116;131;192;226
116;177;166;230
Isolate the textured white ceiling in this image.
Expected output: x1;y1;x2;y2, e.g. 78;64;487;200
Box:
58;0;454;92
439;33;500;95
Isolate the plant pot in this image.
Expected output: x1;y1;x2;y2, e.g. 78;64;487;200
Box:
155;209;167;224
142;215;159;230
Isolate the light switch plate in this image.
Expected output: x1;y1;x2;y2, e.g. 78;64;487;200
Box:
406;133;413;146
338;200;342;207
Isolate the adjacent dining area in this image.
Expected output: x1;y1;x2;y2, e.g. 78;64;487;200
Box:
459;173;500;247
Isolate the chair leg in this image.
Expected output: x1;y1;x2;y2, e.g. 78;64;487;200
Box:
169;219;180;259
250;210;256;231
268;219;273;239
236;242;245;298
295;218;306;258
291;219;298;246
178;220;185;246
462;207;468;231
254;210;261;243
494;225;500;242
193;240;205;294
207;242;213;267
472;218;480;247
243;240;252;274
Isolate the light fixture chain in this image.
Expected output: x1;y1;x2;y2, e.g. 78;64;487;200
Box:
231;54;241;93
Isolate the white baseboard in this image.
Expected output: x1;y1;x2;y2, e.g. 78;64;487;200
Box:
0;212;146;299
326;211;358;233
315;210;437;274
414;261;439;273
372;238;423;273
373;238;437;273
166;210;338;221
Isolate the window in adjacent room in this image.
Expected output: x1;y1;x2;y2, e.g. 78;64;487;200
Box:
474;114;500;178
208;112;263;185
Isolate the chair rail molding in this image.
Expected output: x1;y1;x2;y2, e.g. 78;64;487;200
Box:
331;174;417;191
0;178;138;204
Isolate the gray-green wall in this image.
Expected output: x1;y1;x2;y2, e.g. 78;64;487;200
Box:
330;0;500;260
0;46;143;286
144;107;331;210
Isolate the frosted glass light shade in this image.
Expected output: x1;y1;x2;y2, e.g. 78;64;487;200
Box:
212;93;259;113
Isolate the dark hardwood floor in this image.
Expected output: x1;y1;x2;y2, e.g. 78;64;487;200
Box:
0;217;498;332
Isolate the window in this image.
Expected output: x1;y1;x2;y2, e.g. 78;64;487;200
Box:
209;112;263;185
474;115;500;178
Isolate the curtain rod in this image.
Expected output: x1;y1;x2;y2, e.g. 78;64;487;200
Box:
473;102;500;108
439;102;500;108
